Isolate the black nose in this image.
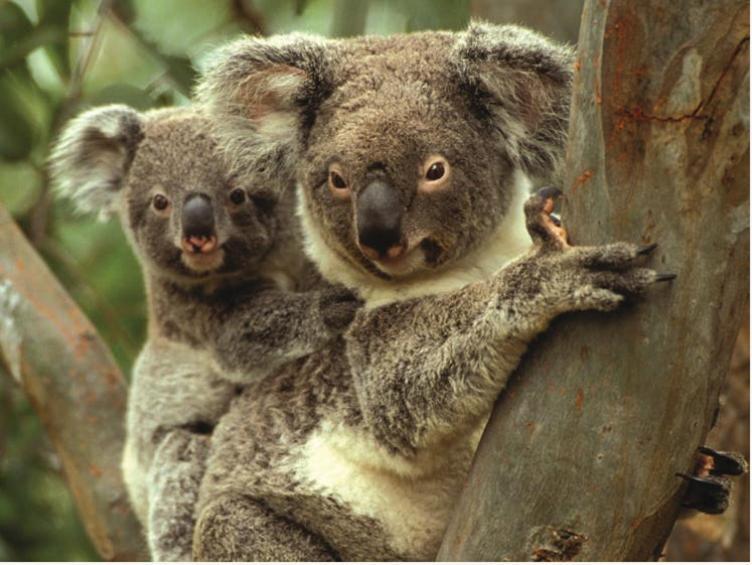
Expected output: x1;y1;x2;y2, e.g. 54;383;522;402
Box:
357;179;403;257
182;194;214;237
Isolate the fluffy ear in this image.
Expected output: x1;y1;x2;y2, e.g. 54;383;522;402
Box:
195;32;332;188
453;21;575;180
50;104;144;219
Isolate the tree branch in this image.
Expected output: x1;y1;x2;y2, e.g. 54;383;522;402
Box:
0;203;146;560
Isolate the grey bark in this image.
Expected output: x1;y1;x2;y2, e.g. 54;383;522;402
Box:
438;0;749;560
0;203;147;560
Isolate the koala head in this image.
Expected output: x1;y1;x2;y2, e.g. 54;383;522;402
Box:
198;23;572;294
50;105;279;284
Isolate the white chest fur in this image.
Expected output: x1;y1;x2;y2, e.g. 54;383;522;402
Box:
288;420;482;558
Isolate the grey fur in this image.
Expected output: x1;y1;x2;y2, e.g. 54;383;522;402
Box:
50;106;359;560
50;104;144;219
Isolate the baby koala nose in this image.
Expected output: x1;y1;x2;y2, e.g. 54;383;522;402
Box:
181;194;217;254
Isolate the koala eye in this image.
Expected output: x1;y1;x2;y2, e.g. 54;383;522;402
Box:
419;156;451;193
152;193;170;211
330;172;347;189
230;188;247;205
327;165;351;200
426;162;445;181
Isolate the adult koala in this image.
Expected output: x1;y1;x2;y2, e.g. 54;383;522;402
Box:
192;23;671;560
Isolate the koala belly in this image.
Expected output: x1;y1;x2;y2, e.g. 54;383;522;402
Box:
282;422;475;560
203;357;480;561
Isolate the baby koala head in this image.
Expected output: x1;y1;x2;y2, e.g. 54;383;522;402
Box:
50;105;279;284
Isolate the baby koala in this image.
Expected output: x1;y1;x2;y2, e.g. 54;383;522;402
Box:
50;105;359;560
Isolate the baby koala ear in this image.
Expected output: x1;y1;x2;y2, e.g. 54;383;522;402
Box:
453;21;575;180
50;104;144;220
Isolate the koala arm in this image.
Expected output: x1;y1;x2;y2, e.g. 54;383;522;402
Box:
203;282;360;382
346;189;671;456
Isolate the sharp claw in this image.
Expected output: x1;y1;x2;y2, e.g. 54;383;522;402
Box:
550;212;562;227
637;243;658;256
536;185;562;200
698;446;749;476
655;273;677;282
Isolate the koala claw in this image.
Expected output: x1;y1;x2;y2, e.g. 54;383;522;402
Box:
677;473;731;514
654;273;677;282
698;446;748;476
677;446;748;514
537;185;563;202
636;242;658;256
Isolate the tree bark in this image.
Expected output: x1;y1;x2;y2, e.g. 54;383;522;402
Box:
0;203;146;560
438;0;749;561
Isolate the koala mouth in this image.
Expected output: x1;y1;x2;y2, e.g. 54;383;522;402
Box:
369;237;427;276
182;234;218;254
180;235;224;272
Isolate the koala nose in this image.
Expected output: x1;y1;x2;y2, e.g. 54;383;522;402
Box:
182;194;215;238
357;179;404;259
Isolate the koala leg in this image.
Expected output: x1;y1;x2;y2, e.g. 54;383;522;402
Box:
193;493;337;561
147;428;210;561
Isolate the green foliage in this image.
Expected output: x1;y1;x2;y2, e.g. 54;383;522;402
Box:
0;0;472;559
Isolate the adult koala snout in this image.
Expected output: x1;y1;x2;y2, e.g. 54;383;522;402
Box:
356;179;404;260
181;193;217;254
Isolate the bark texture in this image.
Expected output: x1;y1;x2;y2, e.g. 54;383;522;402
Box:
438;0;749;560
665;321;750;561
0;203;146;560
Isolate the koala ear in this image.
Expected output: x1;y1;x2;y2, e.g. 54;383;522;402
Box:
50;104;144;220
453;21;575;179
196;33;331;187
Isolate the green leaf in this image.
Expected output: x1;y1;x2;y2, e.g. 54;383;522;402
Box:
0;1;33;47
330;0;368;37
87;82;154;110
397;0;470;32
0;70;35;161
35;0;73;79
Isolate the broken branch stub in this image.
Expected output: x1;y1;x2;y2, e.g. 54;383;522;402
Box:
0;204;146;559
438;0;749;560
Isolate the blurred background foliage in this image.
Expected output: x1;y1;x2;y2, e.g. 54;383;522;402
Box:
0;0;744;561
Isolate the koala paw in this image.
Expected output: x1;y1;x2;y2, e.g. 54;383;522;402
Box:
678;446;748;514
155;428;212;466
319;286;363;333
522;186;676;314
524;185;570;250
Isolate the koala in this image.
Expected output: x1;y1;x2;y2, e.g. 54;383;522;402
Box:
176;23;682;561
49;105;360;560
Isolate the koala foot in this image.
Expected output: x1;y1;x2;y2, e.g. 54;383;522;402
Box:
194;493;336;560
678;446;748;514
518;186;676;315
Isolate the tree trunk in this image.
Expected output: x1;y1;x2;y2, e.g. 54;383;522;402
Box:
438;0;749;560
0;203;146;560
